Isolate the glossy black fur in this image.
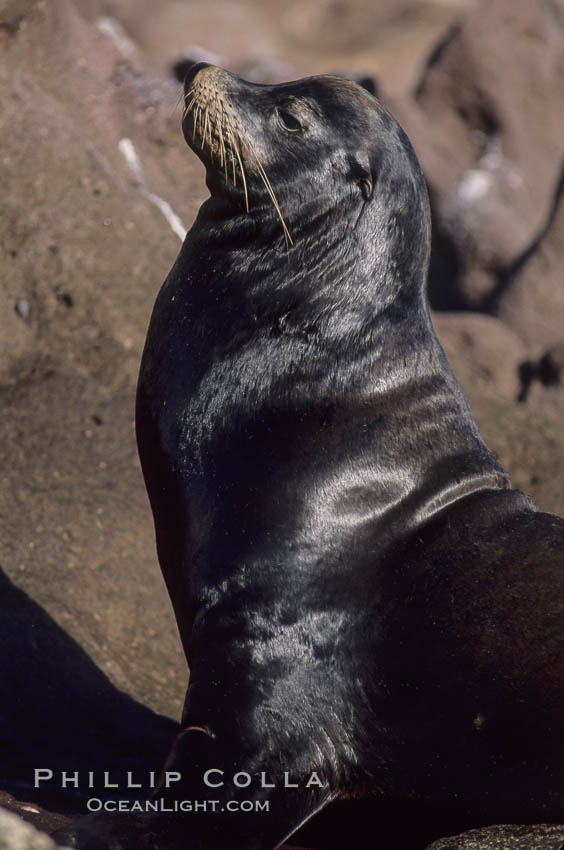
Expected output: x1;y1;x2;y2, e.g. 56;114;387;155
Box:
56;66;564;849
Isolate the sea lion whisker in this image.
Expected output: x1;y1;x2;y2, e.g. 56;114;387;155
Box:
192;104;201;143
252;153;293;249
173;89;185;116
222;112;235;182
172;85;195;116
225;123;238;187
207;108;214;159
218;118;227;175
182;96;197;122
202;106;210;152
216;105;223;163
196;104;205;146
221;107;231;180
231;135;250;213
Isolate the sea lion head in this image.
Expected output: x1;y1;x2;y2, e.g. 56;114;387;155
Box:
182;63;430;294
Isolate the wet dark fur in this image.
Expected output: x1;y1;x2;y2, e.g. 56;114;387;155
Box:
55;65;564;850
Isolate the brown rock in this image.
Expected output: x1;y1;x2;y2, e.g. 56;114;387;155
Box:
0;0;196;719
495;164;564;349
430;312;564;516
0;806;70;850
410;0;564;308
431;311;527;402
424;823;564;850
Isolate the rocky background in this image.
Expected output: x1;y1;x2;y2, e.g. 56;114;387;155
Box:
0;0;563;847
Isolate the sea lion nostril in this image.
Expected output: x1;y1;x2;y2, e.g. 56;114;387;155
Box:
183;60;216;92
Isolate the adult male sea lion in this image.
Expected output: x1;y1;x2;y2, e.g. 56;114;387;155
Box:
55;64;563;850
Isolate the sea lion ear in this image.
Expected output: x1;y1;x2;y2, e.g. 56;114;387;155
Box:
350;152;374;201
359;175;373;201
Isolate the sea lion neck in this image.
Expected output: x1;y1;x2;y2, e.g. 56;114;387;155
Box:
190;164;431;335
154;213;509;567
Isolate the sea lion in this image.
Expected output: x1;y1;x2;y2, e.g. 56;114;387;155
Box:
54;64;563;850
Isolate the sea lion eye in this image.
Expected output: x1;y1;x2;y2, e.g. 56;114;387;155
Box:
276;108;302;133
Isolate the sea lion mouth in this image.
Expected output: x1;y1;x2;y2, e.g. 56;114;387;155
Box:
182;63;293;248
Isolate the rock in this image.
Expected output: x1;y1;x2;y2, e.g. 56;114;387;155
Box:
424;823;564;850
430;312;564;516
0;793;69;841
0;556;178;809
0;806;70;850
455;374;564;517
0;0;194;721
411;0;564;309
495;162;564;349
517;343;564;408
0;0;37;26
431;311;528;402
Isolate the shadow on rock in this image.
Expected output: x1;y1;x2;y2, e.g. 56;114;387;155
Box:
0;568;178;815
